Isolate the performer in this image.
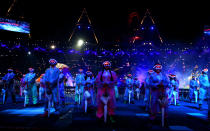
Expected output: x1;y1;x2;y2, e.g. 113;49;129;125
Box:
198;68;209;110
23;68;38;106
2;69;16;104
168;74;180;106
75;68;85;104
124;74;134;104
144;69;154;112
59;68;65;107
133;76;141;100
149;63;169;123
189;74;199;103
20;74;26;97
42;59;60;117
95;61;117;123
83;71;95;112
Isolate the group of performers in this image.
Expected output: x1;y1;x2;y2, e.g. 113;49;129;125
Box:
189;68;210;110
0;59;209;125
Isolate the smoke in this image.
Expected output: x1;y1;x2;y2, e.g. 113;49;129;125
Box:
133;66;148;83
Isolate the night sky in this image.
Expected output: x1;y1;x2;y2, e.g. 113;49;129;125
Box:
0;1;209;43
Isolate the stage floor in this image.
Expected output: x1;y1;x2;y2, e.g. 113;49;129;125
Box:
0;98;209;131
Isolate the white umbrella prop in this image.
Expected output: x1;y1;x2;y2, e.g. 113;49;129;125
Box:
2;89;6;104
128;89;132;104
100;95;110;123
136;88;140;100
158;96;168;127
84;90;91;113
23;89;27;107
77;88;81;105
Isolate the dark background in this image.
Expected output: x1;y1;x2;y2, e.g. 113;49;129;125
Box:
0;1;209;43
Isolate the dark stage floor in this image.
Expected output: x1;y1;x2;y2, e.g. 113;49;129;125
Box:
0;97;209;131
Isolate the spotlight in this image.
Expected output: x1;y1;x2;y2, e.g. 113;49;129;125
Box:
77;39;84;47
51;45;56;49
28;51;31;55
150;26;154;30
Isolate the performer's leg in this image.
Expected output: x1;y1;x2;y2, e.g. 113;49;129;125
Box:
59;86;65;106
124;88;128;103
4;85;9;104
32;84;38;105
26;88;31;105
199;88;206;109
96;88;104;119
150;89;159;120
52;87;60;112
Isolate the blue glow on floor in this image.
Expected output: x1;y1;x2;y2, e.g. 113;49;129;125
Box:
0;107;55;116
186;113;206;117
136;113;149;117
169;126;192;131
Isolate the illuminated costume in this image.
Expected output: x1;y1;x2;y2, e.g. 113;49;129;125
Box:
95;61;117;123
59;68;65;106
133;77;141;100
2;69;16;104
23;68;38;106
42;59;60;117
168;74;180;105
144;70;154;111
189;75;199;103
198;68;209;110
124;74;134;104
149;64;169;121
83;71;95;112
75;69;85;104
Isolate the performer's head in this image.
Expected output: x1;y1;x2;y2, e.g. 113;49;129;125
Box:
28;68;34;73
59;68;63;73
169;74;176;81
153;63;162;74
192;74;195;80
127;74;132;78
78;68;83;73
103;61;111;70
86;71;92;77
202;68;208;75
101;61;113;81
49;59;57;67
8;69;13;73
148;69;154;75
